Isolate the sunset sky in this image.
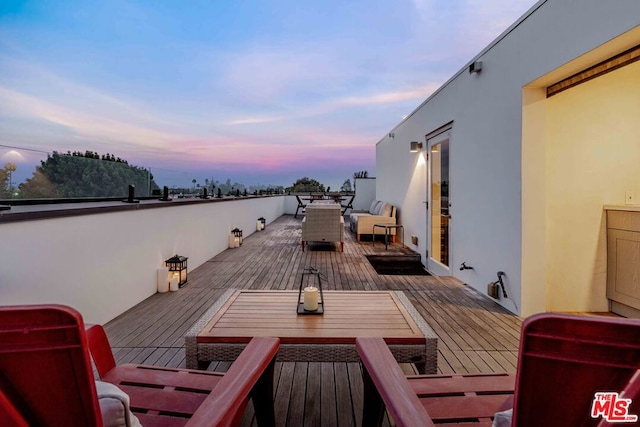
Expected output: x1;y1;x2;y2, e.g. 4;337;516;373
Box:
0;0;538;189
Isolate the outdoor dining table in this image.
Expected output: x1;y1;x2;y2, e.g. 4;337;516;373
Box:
302;196;344;203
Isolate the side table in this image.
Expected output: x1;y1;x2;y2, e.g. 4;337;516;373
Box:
373;224;404;250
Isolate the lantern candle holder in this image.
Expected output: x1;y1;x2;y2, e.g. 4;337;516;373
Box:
165;255;188;288
257;217;266;231
297;267;325;315
232;228;243;246
228;232;238;248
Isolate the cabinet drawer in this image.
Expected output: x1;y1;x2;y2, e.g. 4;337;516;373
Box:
607;211;640;232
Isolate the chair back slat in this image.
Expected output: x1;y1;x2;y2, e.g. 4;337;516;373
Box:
513;314;640;426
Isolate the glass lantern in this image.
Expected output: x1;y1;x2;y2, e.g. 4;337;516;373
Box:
297;267;325;315
232;228;243;246
165;255;188;287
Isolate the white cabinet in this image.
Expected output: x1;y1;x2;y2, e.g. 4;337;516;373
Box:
607;209;640;318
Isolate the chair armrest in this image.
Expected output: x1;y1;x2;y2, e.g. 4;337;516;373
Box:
85;324;117;378
356;337;435;427
597;370;640;427
621;369;640;403
188;337;280;427
0;388;29;427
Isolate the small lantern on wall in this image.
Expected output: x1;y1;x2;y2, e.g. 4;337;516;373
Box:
165;255;188;288
297;267;325;315
257;217;266;231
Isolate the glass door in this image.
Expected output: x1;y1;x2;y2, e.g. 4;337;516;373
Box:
427;129;451;275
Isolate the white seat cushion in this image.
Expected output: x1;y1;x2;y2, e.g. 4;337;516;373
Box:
96;381;142;427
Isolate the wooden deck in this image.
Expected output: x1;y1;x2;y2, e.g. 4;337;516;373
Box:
104;214;522;426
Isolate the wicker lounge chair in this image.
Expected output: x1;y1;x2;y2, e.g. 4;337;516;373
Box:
0;304;280;427
301;203;344;252
356;313;640;427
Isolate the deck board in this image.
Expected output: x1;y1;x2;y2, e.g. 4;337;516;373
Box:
104;214;522;426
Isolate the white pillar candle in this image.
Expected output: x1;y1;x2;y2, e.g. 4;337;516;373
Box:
303;286;319;311
157;267;169;293
228;233;236;248
169;273;180;291
257;220;262;231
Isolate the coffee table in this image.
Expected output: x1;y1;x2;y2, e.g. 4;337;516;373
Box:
186;289;438;374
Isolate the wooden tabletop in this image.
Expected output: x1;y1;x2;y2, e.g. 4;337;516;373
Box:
197;290;426;345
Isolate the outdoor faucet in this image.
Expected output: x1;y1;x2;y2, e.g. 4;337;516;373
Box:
460;262;473;271
496;271;507;298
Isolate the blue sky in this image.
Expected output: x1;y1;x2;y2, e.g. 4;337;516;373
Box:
0;0;538;189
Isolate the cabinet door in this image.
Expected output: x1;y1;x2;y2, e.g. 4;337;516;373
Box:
607;229;640;310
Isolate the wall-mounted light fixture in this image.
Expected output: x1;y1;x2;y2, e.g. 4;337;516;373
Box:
410;141;423;152
469;60;482;74
388;132;395;139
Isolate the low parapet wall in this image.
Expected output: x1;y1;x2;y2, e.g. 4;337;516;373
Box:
0;196;286;324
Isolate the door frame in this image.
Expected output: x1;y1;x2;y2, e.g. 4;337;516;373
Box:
425;124;452;276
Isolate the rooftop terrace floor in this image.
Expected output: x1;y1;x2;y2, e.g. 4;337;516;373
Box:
104;214;522;426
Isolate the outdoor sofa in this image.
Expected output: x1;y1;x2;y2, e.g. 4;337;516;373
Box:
349;200;396;242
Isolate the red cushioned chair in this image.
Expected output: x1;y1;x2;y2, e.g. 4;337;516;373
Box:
356;313;640;427
0;304;279;427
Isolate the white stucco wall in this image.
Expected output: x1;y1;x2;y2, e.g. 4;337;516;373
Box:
353;178;376;211
1;197;285;324
376;0;640;315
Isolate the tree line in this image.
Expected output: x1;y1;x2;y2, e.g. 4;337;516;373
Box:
1;151;369;200
2;151;159;198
